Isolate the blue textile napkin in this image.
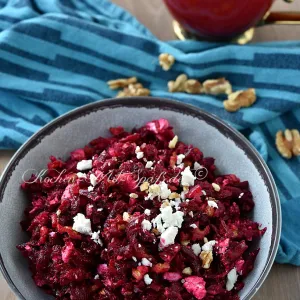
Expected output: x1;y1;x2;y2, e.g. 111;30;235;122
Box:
0;0;300;265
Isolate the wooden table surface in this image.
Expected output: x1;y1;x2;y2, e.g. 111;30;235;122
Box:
1;0;300;299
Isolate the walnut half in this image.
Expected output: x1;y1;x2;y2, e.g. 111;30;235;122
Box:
159;53;175;71
107;77;137;90
168;74;188;93
117;83;150;98
168;74;202;94
276;129;300;159
203;78;232;95
223;88;256;112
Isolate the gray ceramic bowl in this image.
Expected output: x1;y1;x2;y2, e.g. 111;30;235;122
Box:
0;97;281;300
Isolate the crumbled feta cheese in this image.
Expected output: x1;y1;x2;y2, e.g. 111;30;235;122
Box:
181;167;196;186
97;208;103;212
94;274;100;280
191;243;201;256
160;226;178;247
239;192;244;199
212;183;221;192
180;191;186;201
132;256;137;262
177;154;186;165
181;279;186;283
141;258;153;267
77;160;92;171
169;135;178;149
123;212;130;222
145;161;154;168
202;240;216;251
88;186;94;192
159;206;184;230
226;268;238;291
72;213;92;235
144;209;151;216
190;224;197;229
152;214;164;233
194;162;202;170
189;211;194;217
90;174;97;186
142;219;152;231
159;181;171;200
135;146;144;159
91;230;103;246
137;152;144;159
207;200;218;209
202;190;207;196
77;172;87;178
144;274;153;285
56;210;61;216
129;193;138;199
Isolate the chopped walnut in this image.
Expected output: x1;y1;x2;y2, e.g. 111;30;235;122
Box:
152;228;160;236
107;77;137;90
168;74;188;93
169;192;181;200
182;267;192;275
181;240;190;246
140;181;150;192
149;184;161;195
159;53;175;71
117;83;150;98
161;200;171;208
169;135;178;149
200;250;213;269
183;186;189;192
184;79;202;94
223;88;256;112
276;129;300;159
203;78;232;95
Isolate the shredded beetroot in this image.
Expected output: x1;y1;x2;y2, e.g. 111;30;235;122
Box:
17;119;266;300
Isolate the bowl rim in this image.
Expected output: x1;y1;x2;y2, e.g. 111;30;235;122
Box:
0;97;281;300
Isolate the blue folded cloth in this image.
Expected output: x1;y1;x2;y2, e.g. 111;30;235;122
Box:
0;0;300;265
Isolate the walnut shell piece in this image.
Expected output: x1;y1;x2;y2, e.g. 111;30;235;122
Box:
223;88;256;112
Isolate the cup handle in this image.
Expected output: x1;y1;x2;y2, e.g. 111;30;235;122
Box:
260;0;300;25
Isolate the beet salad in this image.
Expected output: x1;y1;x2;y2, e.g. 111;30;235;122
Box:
18;119;266;300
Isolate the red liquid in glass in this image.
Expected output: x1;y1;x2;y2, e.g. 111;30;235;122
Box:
164;0;273;39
